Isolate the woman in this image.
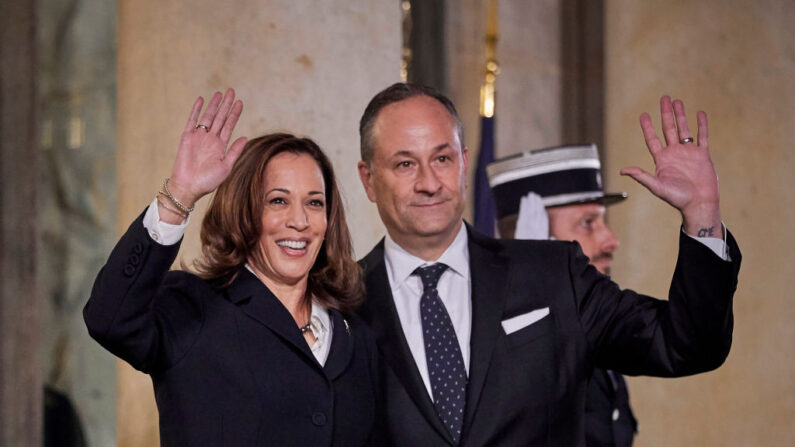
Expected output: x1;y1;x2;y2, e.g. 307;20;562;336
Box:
84;89;379;446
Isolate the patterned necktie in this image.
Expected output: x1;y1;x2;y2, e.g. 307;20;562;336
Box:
414;263;467;444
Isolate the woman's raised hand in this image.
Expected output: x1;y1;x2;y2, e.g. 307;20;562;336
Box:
167;89;247;208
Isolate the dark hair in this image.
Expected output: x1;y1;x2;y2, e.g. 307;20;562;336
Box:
359;82;465;163
193;133;364;313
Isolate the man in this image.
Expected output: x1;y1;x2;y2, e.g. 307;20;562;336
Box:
487;144;637;446
356;83;739;446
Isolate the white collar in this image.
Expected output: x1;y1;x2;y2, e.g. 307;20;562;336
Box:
383;222;470;291
307;299;331;339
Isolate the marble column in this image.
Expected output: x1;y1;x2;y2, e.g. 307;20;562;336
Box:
494;0;565;156
36;0;119;445
445;0;568;220
445;0;487;222
0;0;41;445
117;1;399;445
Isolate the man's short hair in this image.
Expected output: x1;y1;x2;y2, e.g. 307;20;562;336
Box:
359;82;465;163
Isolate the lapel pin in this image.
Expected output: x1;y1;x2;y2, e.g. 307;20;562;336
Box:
343;318;351;336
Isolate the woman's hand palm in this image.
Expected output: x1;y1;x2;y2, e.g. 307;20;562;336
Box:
169;89;247;204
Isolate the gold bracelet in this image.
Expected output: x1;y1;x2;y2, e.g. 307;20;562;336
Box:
162;178;195;214
156;192;188;220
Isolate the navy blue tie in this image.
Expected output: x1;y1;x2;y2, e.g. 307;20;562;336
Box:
414;263;467;443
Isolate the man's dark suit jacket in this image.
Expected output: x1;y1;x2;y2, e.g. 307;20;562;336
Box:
585;369;637;447
84;211;379;446
359;224;740;446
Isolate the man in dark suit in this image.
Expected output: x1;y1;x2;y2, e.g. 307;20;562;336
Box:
355;83;740;446
487;144;637;446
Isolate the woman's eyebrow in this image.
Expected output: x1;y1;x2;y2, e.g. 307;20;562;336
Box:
266;188;290;195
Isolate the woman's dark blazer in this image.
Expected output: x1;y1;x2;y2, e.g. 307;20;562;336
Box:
84;210;380;446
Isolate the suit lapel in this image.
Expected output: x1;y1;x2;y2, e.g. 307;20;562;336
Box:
323;309;354;381
463;225;511;432
226;269;318;367
361;242;455;445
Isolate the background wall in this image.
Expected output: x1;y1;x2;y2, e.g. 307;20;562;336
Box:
0;1;40;445
496;0;564;155
116;1;398;444
445;0;566;221
603;1;794;445
37;0;118;444
445;0;487;222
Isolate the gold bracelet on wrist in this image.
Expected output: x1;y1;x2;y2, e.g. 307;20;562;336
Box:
156;192;188;220
162;178;195;215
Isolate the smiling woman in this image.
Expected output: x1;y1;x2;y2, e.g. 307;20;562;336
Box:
194;133;363;313
83;90;378;446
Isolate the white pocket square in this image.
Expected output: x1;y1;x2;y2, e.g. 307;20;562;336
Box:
501;307;550;335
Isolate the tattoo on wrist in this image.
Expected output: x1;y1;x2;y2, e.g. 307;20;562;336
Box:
697;227;715;237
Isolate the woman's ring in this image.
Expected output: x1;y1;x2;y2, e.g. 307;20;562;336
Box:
195;124;210;131
680;137;694;144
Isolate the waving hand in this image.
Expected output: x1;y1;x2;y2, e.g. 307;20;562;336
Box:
167;88;248;210
620;96;721;237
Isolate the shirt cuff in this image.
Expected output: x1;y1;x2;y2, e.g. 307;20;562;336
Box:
683;223;730;261
142;197;189;246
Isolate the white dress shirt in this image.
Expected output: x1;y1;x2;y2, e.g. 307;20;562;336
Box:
383;223;471;400
686;224;731;260
143;199;333;366
305;300;333;366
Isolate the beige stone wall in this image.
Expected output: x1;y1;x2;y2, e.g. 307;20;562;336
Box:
447;0;563;221
604;0;795;445
495;0;563;155
116;1;399;445
445;0;486;221
0;1;40;445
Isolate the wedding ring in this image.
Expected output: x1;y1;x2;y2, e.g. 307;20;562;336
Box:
195;124;210;131
680;137;694;144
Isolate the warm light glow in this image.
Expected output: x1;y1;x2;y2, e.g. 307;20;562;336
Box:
68;116;84;149
480;84;495;118
479;0;499;118
401;0;412;82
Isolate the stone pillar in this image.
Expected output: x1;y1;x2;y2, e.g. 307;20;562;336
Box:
445;0;486;222
560;0;605;151
445;1;567;220
495;0;564;156
0;0;41;446
604;0;795;444
409;0;449;91
116;1;399;445
37;0;119;445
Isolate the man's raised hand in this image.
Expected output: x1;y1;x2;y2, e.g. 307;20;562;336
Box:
620;96;721;237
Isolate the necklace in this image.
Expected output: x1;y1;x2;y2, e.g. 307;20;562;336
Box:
298;299;313;334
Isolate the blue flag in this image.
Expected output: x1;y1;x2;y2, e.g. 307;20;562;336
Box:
473;115;496;236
